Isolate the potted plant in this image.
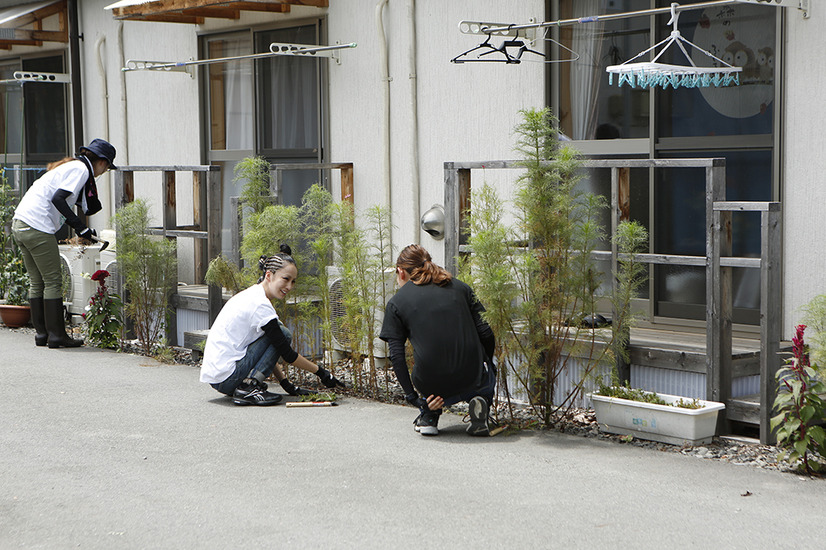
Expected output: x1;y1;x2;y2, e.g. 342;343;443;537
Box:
0;175;30;328
588;221;726;445
0;252;30;327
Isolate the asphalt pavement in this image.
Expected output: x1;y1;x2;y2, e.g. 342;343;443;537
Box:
1;327;825;549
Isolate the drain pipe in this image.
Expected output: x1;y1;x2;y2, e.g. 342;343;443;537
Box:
95;34;112;226
117;22;129;165
68;0;84;152
375;0;392;247
408;0;420;243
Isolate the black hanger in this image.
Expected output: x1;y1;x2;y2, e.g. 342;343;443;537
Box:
451;33;517;64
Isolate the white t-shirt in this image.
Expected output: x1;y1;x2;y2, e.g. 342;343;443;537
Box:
200;283;279;384
13;160;90;234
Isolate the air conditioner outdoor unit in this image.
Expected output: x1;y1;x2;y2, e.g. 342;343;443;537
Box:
58;244;102;316
326;266;396;359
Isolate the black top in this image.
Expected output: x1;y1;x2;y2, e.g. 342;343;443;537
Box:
380;278;492;398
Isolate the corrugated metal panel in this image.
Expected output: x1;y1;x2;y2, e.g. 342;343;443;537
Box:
732;375;760;398
500;353;613;409
631;364;707;399
176;308;209;347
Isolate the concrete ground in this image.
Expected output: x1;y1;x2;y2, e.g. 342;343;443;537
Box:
1;327;824;549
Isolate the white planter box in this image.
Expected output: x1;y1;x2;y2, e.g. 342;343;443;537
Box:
589;391;726;446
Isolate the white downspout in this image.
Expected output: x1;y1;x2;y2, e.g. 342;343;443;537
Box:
376;0;392;247
408;0;420;243
95;34;112;228
117;22;129;166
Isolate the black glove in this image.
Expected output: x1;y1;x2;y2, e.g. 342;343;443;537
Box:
405;392;428;411
316;366;345;389
279;379;313;396
78;227;97;240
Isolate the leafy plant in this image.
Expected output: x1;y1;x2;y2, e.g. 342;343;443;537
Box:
204;254;245;294
113;199;177;356
1;254;28;306
236;156;273;216
82;269;123;349
771;324;826;474
0;174;28;306
460;107;616;426
801;295;826;378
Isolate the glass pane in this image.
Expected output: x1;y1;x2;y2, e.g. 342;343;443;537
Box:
0;61;22;155
578;164;651;299
256;25;319;151
558;0;650;139
207;36;253;151
654;150;771;322
656;3;775;138
23;56;66;157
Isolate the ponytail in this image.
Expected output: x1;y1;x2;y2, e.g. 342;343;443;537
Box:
395;244;451;286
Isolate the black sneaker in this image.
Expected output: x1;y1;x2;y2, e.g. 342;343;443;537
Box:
232;378;283;406
467;396;491;436
413;411;439;436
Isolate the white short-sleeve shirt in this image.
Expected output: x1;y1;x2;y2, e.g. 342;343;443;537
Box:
13;160;90;234
200;283;279;384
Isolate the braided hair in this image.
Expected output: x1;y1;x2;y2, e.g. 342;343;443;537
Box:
395;244;452;286
257;244;296;283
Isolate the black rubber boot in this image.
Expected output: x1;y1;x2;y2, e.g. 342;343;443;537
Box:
29;296;48;347
44;298;82;348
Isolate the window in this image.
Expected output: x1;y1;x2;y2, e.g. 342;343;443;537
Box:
202;21;327;257
550;0;778;326
23;55;68;162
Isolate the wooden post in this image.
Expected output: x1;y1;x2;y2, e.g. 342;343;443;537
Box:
193;171;208;283
231;197;241;268
444;163;459;275
163;171;178;346
611;167;630;384
458;168;471;250
113;169;134;209
207;167;223;325
760;203;782;444
341;163;354;205
707;160;732;433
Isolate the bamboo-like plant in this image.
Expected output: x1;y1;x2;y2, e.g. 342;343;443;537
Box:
113;199;177;356
461;107;636;427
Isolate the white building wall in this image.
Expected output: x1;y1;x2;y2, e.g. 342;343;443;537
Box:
782;7;826;339
328;0;545;265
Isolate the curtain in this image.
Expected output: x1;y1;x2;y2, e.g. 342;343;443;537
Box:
263;55;318;150
221;38;253;151
570;0;605;140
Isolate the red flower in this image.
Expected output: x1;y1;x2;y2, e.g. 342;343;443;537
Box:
91;270;110;282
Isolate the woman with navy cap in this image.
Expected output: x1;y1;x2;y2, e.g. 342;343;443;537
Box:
11;138;117;348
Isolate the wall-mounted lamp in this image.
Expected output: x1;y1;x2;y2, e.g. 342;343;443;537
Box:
420;204;445;240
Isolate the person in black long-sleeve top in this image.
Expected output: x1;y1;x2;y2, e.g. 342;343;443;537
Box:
380;244;496;436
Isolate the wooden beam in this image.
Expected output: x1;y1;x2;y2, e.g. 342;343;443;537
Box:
118;13;205;24
179;7;241;19
15;0;67;26
12;28;68;43
113;0;298;18
231;2;291;13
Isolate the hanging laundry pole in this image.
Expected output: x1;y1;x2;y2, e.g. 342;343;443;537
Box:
123;41;357;77
458;0;808;38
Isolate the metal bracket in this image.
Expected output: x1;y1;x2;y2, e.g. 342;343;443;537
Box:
13;71;71;83
458;20;537;40
123;59;195;78
268;41;357;65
